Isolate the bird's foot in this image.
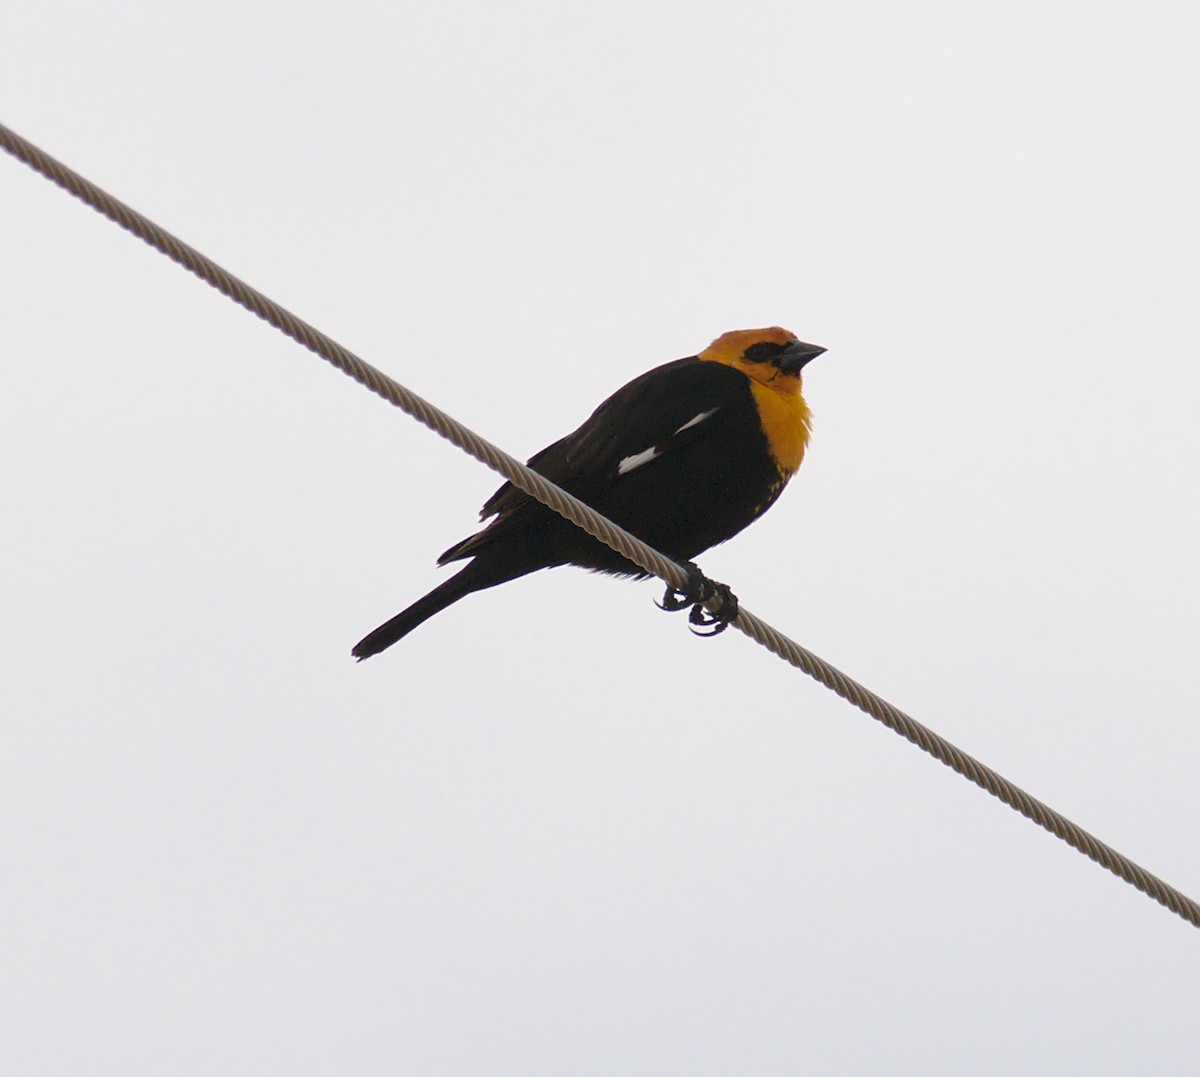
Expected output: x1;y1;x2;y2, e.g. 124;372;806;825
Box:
656;562;739;636
687;580;739;635
657;561;709;612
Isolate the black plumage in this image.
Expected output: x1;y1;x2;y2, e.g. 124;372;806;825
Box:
353;329;822;658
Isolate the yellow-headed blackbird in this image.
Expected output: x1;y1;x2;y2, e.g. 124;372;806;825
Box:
352;327;824;659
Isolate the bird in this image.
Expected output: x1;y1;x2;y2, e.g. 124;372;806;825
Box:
352;327;824;659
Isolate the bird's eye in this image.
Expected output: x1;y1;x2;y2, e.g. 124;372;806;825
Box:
743;341;788;363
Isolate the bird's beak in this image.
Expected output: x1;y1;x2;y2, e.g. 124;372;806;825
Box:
777;340;826;375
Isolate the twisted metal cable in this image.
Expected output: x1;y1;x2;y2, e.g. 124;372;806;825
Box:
3;121;1197;929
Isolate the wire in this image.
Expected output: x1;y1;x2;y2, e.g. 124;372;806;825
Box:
3;120;1197;929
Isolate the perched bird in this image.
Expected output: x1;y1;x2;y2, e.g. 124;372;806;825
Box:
353;327;824;659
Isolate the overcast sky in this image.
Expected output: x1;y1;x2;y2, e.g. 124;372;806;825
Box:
3;2;1199;1073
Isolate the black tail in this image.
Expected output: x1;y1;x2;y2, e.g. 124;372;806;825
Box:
351;568;476;660
352;558;537;660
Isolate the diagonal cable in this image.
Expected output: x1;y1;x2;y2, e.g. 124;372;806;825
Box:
3;120;1197;929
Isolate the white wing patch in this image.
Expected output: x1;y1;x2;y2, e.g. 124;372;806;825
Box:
617;409;719;476
673;407;718;435
617;446;662;475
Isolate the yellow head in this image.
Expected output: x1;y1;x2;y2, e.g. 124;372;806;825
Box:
698;327;825;477
697;327;825;396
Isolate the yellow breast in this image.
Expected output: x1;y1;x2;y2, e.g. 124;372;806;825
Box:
749;379;811;477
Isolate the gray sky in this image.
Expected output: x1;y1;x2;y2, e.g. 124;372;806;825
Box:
3;1;1199;1073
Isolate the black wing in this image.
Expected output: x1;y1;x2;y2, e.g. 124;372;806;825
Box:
477;357;749;521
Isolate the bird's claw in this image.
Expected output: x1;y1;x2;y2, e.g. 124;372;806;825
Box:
657;586;694;613
657;563;739;636
656;561;709;611
687;581;739;636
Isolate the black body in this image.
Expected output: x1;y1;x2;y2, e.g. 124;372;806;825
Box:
353;357;784;658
